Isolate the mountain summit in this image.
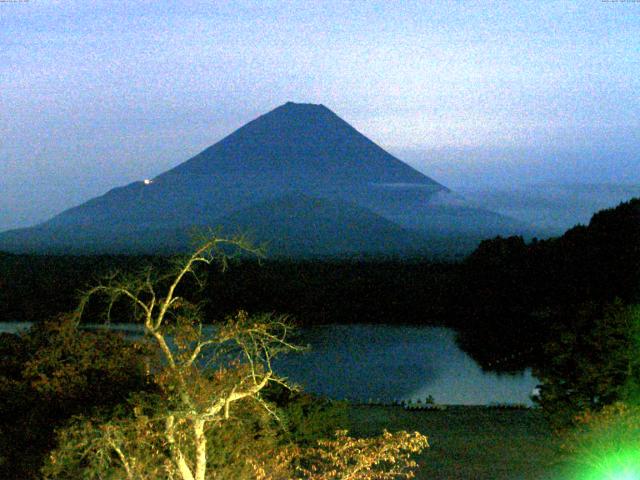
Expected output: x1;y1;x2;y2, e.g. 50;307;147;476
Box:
165;102;443;188
0;103;524;257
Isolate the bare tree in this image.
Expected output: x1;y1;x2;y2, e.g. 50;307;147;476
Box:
53;236;295;480
44;235;428;480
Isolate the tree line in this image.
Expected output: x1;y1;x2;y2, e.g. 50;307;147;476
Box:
2;198;640;430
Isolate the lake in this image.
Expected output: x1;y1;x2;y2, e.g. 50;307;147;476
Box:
0;322;538;405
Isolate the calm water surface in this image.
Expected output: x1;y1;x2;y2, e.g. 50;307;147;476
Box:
0;322;538;405
273;324;538;405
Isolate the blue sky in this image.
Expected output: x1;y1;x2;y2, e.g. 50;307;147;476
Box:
1;1;639;230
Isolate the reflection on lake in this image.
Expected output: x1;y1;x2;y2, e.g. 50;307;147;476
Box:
274;324;538;405
0;322;538;405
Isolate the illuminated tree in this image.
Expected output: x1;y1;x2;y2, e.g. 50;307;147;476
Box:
43;236;428;480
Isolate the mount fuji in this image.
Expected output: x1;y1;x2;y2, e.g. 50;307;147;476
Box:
0;102;525;257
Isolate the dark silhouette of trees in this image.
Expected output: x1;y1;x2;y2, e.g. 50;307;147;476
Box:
0;316;152;479
533;302;640;429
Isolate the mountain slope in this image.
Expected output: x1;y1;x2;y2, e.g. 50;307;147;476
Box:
0;195;427;256
0;102;525;256
214;194;430;257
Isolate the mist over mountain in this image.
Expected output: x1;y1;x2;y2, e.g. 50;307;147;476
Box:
457;183;640;236
394;146;640;234
0;102;526;257
395;146;640;191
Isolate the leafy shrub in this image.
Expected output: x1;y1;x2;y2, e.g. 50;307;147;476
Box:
533;301;640;429
560;402;640;478
0;316;152;479
264;383;349;445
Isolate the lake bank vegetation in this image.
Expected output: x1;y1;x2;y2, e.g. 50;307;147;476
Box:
1;197;640;477
2;199;639;367
1;237;429;479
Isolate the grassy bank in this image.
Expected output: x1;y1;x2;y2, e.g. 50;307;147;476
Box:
346;405;566;479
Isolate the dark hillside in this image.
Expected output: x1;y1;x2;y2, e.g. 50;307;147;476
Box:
455;198;640;370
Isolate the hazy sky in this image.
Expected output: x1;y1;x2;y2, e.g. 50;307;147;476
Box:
2;1;639;230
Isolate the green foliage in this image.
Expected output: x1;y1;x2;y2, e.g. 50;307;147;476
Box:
559;402;640;479
0;253;161;323
0;253;455;326
204;385;349;477
264;384;349;446
533;301;640;429
457;198;640;371
0;316;152;479
204;399;283;479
